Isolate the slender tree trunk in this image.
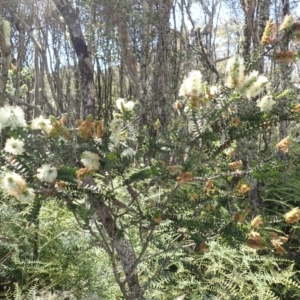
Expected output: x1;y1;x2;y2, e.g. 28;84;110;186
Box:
278;0;290;160
151;0;173;128
115;13;140;99
52;0;95;118
34;36;40;117
88;191;144;299
0;4;11;103
15;27;25;99
238;0;269;211
239;0;255;62
256;0;270;72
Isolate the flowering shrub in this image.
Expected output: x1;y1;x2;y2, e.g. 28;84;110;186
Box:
1;55;300;298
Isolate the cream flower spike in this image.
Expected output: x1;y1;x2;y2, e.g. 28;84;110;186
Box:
0;106;26;129
81;151;100;171
116;98;135;112
4;137;25;155
31;115;53;134
37;164;58;183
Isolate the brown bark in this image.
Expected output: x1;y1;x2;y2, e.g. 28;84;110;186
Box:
52;0;95;118
89;193;143;299
239;0;255;60
151;0;173;128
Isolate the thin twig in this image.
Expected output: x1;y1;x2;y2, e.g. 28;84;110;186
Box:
0;91;42;113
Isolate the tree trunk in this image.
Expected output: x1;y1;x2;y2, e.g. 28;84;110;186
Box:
90;196;143;300
52;0;95;118
0;5;11;103
278;0;290;160
151;0;173;128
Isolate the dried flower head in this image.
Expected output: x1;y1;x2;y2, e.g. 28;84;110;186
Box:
199;242;210;253
77;116;93;140
174;100;184;111
271;239;286;255
275;51;295;63
247;231;264;250
76;167;94;181
56;181;67;190
229;160;243;170
94;120;104;138
284;207;300;224
230;117;241;127
251;215;263;229
277;136;291;153
291;103;300;113
188;94;202;108
270;233;287;255
233;212;245;224
236;181;251;194
270;232;278;240
177;172;193;185
280;236;289;243
59;115;68;125
204;180;214;196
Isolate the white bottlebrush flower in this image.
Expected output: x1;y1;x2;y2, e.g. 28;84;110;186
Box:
209;85;219;96
121;147;136;157
225;56;245;89
81;151;100;171
242;71;269;99
116;98;135;112
279;15;294;31
2;172;27;197
18;188;35;203
37;164;57;183
4;137;25;155
257;95;276;112
179;70;203;97
0;106;26;129
31;115;53;134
